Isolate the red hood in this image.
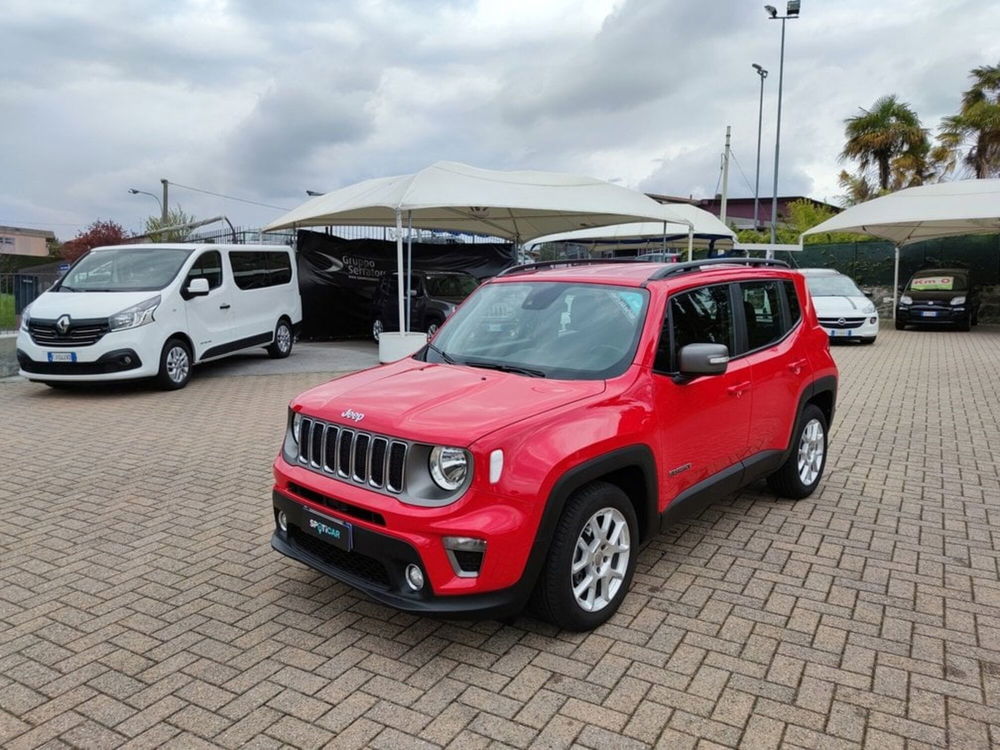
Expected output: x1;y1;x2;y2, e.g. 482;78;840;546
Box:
292;359;606;446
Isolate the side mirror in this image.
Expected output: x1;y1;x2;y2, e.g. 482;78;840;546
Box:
409;289;418;297
678;343;729;377
186;278;210;297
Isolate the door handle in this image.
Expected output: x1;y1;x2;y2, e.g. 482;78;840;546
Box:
788;358;807;374
727;381;751;397
219;303;231;310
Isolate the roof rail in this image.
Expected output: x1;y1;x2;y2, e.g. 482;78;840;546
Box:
496;258;642;277
645;257;789;281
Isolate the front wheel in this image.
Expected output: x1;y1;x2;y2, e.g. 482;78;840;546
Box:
530;481;638;631
372;318;384;342
895;319;906;330
156;338;192;390
767;404;828;499
267;319;293;359
958;315;971;332
860;336;876;345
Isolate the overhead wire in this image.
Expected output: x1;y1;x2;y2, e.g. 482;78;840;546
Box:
167;182;291;211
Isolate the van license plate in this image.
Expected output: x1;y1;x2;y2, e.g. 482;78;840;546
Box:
302;508;352;551
47;352;77;362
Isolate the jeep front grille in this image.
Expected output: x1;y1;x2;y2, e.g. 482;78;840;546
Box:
297;417;407;493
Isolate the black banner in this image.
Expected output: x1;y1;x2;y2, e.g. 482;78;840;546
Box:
296;230;515;340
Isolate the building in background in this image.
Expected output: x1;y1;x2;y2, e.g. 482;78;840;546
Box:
0;226;56;257
648;194;840;231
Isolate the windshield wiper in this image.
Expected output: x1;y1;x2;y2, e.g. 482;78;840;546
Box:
425;342;456;365
463;360;547;378
58;285;80;292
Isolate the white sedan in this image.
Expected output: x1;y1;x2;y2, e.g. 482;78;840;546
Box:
799;269;879;344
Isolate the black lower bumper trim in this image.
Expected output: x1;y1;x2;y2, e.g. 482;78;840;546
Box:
271;490;528;619
18;348;142;375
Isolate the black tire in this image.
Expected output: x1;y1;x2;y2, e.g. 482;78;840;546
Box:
860;337;876;345
530;481;638;631
267;318;293;359
425;318;443;339
895;319;906;330
155;338;192;390
767;404;828;499
372;318;384;342
958;315;971;332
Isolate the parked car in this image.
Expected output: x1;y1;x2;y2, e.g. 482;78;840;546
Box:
896;268;980;331
371;270;478;341
271;258;837;630
635;251;680;263
799;268;879;344
17;243;302;389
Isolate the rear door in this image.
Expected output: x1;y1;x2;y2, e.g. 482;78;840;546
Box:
652;282;752;506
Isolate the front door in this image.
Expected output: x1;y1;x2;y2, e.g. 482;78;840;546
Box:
183;250;231;359
652;282;752;508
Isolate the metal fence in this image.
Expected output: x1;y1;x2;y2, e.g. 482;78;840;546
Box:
1;272;60;335
186;224;503;246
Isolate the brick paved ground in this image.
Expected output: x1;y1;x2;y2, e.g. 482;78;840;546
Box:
2;325;999;749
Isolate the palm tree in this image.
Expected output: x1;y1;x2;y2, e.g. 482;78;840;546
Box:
938;63;1000;178
841;95;928;191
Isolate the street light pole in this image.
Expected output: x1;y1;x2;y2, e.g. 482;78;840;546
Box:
765;2;799;246
160;178;169;224
752;64;768;232
128;188;163;215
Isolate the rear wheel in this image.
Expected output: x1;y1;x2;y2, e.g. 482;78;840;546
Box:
530;481;638;631
156;338;192;390
267;318;293;359
767;404;828;499
426;318;443;339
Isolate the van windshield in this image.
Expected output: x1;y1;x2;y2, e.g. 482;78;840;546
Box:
58;248;192;292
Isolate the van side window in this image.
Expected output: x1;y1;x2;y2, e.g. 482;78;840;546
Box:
655;284;734;372
230;251;293;290
740;280;786;350
187;250;223;290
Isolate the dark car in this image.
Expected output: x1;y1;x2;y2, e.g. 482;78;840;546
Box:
895;268;980;331
372;270;479;341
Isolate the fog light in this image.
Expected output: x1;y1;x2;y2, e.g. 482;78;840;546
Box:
869;317;877;324
405;564;425;591
277;510;288;532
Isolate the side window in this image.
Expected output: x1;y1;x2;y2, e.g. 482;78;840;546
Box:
783;280;801;326
655;284;735;372
741;280;788;350
186;250;223;290
230;252;268;290
265;252;293;285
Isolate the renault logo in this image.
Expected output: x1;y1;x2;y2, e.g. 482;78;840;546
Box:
56;315;71;334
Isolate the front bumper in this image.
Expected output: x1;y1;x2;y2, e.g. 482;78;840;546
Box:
820;317;879;340
16;328;162;381
897;305;968;325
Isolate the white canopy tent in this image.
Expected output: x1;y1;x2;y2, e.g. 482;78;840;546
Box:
801;179;1000;314
526;204;735;258
263;161;690;359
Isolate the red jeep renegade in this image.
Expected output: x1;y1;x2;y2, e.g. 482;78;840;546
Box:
271;258;837;630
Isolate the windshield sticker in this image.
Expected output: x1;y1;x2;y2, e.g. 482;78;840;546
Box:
615;291;644;321
912;276;954;291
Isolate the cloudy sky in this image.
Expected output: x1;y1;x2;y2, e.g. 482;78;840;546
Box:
4;0;998;240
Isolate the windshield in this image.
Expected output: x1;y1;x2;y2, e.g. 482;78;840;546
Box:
425;274;478;298
908;273;968;291
59;248;192;292
804;275;863;297
423;281;649;380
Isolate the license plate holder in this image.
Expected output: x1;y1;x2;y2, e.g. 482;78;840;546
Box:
47;352;77;362
301;508;353;551
920;311;939;317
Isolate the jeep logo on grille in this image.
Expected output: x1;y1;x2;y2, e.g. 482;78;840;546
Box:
56;315;71;334
341;409;365;423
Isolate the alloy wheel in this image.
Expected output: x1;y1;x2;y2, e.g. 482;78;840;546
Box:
570;507;630;612
797;418;824;486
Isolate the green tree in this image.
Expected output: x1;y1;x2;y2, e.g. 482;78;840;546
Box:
735;199;869;245
937;63;1000;178
841;95;929;191
144;207;197;242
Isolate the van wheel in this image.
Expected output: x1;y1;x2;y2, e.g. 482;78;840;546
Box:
372;318;384;342
767;404;827;499
530;481;638;631
156;338;192;390
267;319;293;359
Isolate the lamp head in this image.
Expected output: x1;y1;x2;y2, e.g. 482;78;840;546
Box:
128;188;139;194
787;0;800;16
764;4;777;17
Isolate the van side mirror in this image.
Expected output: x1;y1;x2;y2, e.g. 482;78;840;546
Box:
186;278;210;297
678;343;729;377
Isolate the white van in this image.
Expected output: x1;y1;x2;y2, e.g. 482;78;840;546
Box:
17;243;303;389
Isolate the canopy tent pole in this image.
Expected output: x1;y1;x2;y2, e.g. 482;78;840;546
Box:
662;221;667;253
395;209;406;336
687;226;694;262
406;211;413;333
892;245;900;320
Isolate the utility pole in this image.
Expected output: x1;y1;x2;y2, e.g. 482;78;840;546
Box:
160;178;169;224
752;64;768;231
720;126;731;226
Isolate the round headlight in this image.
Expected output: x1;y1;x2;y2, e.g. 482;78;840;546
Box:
291;412;303;443
429;446;469;491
